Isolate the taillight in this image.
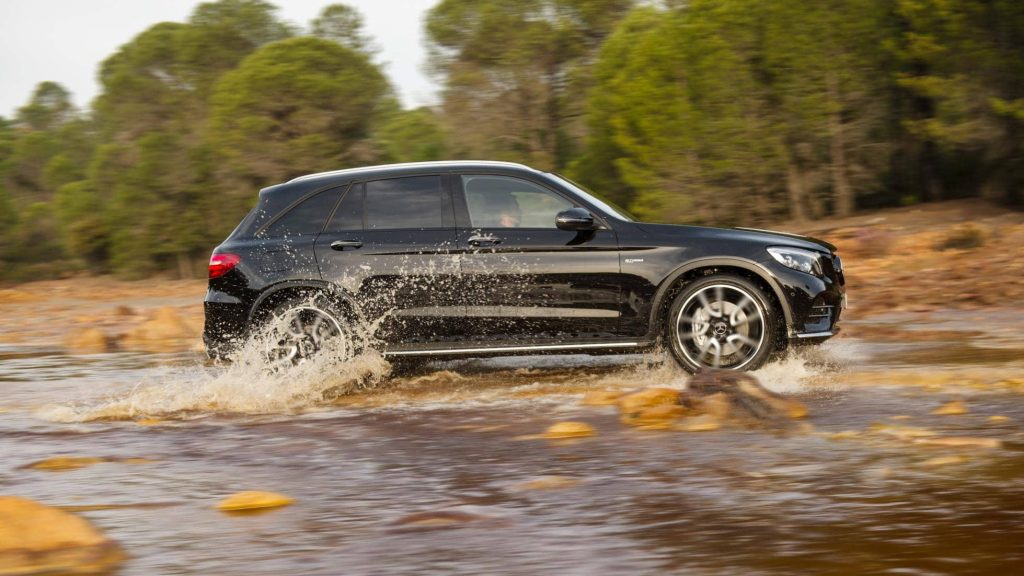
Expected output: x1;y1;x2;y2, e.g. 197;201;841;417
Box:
209;253;241;279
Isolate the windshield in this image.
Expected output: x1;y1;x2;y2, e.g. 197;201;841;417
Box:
546;173;635;221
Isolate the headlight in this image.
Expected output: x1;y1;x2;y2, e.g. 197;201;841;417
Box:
767;246;824;277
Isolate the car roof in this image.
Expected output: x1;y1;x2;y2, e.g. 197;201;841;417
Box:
286;160;541;185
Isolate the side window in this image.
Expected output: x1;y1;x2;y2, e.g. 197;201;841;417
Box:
462;175;572;228
325;184;364;232
260;188;341;238
365;176;445;230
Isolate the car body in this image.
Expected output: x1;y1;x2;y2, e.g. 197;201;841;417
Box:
204;161;845;371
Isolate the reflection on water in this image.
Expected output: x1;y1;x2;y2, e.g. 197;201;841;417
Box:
2;320;1024;574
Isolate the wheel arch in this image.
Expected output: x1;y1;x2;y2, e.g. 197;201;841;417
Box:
249;280;359;326
649;258;792;337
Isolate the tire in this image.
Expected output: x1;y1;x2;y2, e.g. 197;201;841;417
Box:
666;274;779;373
263;294;354;367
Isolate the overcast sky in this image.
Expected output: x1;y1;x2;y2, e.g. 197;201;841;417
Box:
0;0;439;118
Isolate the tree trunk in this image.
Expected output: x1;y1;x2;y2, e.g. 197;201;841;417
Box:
786;156;808;222
827;72;854;217
177;251;193;279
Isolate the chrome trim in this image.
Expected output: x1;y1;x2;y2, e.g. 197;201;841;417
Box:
794;331;835;339
385;341;643;357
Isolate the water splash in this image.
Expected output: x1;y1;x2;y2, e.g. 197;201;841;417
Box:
38;308;392;423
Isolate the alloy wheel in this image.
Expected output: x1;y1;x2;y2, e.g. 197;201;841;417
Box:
675;284;766;369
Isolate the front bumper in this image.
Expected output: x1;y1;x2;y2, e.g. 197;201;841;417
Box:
766;258;845;340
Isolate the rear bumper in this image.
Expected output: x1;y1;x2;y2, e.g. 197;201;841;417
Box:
203;290;249;358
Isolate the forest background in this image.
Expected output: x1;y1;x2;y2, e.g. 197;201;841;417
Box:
1;0;1021;280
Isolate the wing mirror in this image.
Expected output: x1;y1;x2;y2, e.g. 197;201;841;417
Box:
556;207;597;231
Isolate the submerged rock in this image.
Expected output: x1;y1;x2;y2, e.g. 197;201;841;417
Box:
920;455;969;467
913;436;1001;449
0;496;124;575
543;421;596;439
620;404;688;429
216;491;295;512
22;456;106;472
512;475;582;491
685;370;809;421
931;399;969;416
675;414;722;432
389;510;494;532
988;415;1011;424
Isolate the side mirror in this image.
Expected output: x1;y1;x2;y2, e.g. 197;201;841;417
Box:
556;207;596;231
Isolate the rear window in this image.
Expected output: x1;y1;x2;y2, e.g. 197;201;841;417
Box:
259;188;342;238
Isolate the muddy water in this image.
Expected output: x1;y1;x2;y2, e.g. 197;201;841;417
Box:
2;314;1024;575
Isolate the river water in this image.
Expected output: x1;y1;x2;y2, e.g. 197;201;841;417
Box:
2;312;1023;575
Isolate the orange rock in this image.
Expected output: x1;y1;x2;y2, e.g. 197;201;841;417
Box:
616;388;681;414
513;475;582;491
23;456;106;472
64;328;110;354
931;399;968;416
695;392;732;420
580;390;625;406
216;491;294;512
0;496;124;575
542;421;596;439
620;404;687;429
913;436;1001;449
675;414;722;432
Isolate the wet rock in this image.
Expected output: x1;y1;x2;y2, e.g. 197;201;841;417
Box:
868;423;937;440
542;421;596;439
512;475;582;491
931;399;968;416
620;404;688;429
389;510;493;532
686;370;808;421
121;306;198;352
63;328;111;354
216;491;295;512
675;414;722;432
920;455;969;467
580;389;626;406
616;388;683;414
22;456;106;472
0;496;124;575
913;436;1001;449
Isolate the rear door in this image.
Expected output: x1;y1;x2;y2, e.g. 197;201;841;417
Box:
454;174;622;341
314;174;462;344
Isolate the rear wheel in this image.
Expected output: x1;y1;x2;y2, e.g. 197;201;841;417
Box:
264;297;352;367
667;275;778;373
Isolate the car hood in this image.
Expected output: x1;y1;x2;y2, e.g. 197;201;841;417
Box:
635;223;837;253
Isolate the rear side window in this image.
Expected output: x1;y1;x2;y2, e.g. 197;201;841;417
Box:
365;176;445;229
325;184;364;232
260;187;341;238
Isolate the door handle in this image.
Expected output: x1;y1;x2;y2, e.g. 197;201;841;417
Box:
468;234;501;247
330;240;363;250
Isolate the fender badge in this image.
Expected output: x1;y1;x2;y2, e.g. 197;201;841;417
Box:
624;258;644;264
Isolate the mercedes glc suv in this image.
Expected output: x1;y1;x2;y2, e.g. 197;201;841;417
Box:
204;161;845;372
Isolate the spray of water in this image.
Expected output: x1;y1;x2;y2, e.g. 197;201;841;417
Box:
38;299;392;423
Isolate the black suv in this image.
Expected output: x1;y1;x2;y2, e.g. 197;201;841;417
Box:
205;161;845;372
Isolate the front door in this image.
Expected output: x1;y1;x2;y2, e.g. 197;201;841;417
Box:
314;175;462;345
455;174;622;342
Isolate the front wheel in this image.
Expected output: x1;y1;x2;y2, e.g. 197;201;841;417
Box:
667;275;779;373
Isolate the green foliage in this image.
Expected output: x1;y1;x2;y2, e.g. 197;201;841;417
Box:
3;0;1024;282
375;107;446;163
210;36;391;187
311;4;373;53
